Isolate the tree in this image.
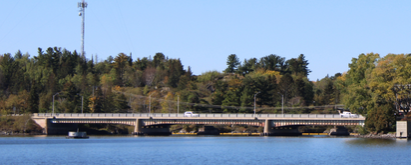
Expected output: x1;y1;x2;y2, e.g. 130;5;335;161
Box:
278;74;294;106
224;54;240;73
153;53;165;69
0;53;17;93
161;92;174;113
212;81;228;106
342;53;379;115
88;87;104;113
112;53;131;86
237;58;258;75
143;67;156;86
221;78;242;112
28;81;39;113
113;93;130;113
365;104;395;132
167;59;184;87
259;54;287;73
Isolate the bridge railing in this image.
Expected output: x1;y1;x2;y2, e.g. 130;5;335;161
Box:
33;113;365;118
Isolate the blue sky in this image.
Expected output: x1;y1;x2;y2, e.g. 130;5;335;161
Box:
1;1;411;81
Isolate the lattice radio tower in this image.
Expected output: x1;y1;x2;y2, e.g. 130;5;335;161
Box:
78;0;88;58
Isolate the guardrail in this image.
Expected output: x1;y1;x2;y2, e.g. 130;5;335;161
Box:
0;114;26;117
32;113;365;119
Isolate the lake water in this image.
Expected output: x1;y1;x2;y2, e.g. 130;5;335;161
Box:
0;136;410;165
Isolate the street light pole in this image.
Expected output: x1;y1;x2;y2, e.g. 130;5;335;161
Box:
81;95;84;114
177;95;180;114
52;93;59;116
77;93;84;114
281;94;284;115
149;93;154;116
254;92;261;116
278;92;284;115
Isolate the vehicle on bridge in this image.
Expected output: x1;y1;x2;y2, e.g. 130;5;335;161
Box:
340;111;358;118
184;111;199;117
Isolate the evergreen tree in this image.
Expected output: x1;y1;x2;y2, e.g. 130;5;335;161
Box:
278;74;294;105
28;81;39;113
259;54;287;73
224;54;240;73
113;93;130;113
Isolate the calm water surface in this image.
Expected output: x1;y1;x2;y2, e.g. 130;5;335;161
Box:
0;136;410;165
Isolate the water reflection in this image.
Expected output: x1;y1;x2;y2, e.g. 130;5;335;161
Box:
345;138;397;147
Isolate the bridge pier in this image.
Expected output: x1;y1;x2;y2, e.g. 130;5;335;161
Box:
263;119;301;136
134;119;141;133
329;126;349;136
133;119;171;135
263;119;271;135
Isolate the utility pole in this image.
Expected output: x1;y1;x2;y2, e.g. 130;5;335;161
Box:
78;0;88;58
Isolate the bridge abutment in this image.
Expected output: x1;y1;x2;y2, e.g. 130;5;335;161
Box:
32;118;77;135
396;121;411;138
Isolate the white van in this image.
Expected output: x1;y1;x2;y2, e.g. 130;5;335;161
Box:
183;111;199;117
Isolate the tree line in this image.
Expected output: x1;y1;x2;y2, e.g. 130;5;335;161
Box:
0;48;405;133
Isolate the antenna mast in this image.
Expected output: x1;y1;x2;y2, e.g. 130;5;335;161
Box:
78;0;88;58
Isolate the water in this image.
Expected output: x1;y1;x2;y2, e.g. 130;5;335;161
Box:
0;136;409;165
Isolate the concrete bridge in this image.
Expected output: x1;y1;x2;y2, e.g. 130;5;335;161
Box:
31;113;365;135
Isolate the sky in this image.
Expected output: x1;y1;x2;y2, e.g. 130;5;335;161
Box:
1;0;411;81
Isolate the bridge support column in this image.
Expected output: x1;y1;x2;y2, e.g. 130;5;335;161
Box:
134;119;141;133
329;126;349;136
198;126;220;135
263;119;271;136
263;120;301;136
132;119;171;136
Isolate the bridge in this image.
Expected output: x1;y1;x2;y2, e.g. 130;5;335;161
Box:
31;113;365;135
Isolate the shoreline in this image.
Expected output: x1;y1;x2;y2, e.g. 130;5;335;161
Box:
354;133;397;139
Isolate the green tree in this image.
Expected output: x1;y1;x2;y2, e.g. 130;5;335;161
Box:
237;58;258;75
113;93;130;113
224;54;240;73
28;81;39;113
259;54;287;73
278;74;294;105
342;53;379;115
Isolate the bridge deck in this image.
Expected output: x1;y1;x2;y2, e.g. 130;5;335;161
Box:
32;113;365;120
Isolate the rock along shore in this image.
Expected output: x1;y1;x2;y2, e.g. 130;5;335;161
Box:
354;133;396;139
